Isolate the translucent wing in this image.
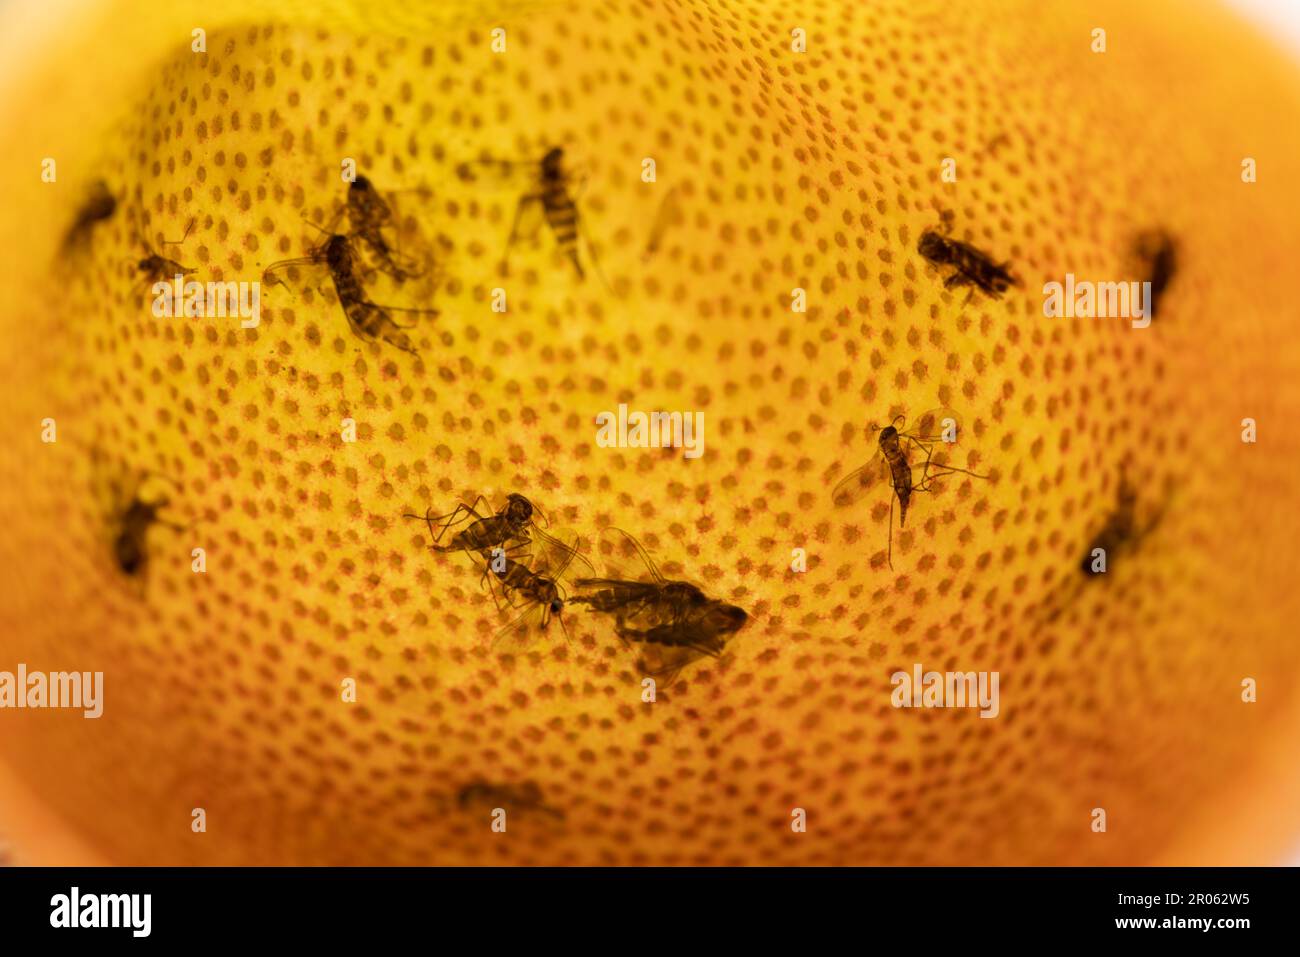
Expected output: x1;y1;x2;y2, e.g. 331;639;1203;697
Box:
591;527;666;585
830;454;888;507
492;601;551;652
526;528;589;582
903;407;963;444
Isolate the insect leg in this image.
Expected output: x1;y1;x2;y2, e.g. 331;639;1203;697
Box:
503;193;545;271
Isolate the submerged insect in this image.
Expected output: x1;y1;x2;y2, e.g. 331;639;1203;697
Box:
262;228;434;355
457;780;565;820
91;450;186;584
618;600;750;684
831;408;989;569
136;218;196;283
1133;230;1178;319
482;531;588;651
917;212;1017;299
458;146;603;283
403;493;574;565
1040;471;1171;623
61;180;117;254
570;529;748;682
569;528;711;628
343;175;427;283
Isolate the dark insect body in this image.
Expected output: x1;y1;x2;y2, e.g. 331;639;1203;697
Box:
571;529;749;683
344;175;425;282
263;229;433;355
137;218;196;283
459;147;603;283
1039;472;1172;624
457;781;565;820
917;216;1017;299
61;180;117;254
403;493;574;567
831;408;989;569
1133;230;1178;319
482;531;588;651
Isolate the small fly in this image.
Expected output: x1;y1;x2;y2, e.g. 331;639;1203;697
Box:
917;211;1017;300
457;146;607;285
570;528;748;683
136;217;196;284
831;408;989;569
481;531;588;651
342;175;430;283
262;226;435;355
403;493;578;567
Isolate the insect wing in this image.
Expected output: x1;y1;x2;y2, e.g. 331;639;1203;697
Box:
905;407;963;444
492;600;549;652
831;455;888;507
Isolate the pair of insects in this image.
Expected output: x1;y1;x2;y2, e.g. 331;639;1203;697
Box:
831;408;989;568
404;493;591;649
262;175;437;355
405;496;748;681
568;528;749;684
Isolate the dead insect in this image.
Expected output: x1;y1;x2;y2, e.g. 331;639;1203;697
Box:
617;600;749;685
570;528;748;683
482;531;588;651
403;493;576;566
457;780;565;820
262;227;434;355
831;408;989;569
917;212;1017;300
1133;229;1177;320
61;180;117;254
458;146;604;284
93;454;186;583
136;217;196;283
1040;471;1171;624
343;175;428;283
569;527;712;629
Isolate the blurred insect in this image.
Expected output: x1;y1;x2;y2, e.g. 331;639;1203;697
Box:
89;448;187;584
831;408;989;569
457;146;606;285
61;180;117;254
917;211;1017;300
642;185;684;261
1041;470;1171;623
482;531;588;651
136;218;196;284
457;780;565;820
403;493;577;566
262;226;435;355
1133;229;1178;320
570;529;749;683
